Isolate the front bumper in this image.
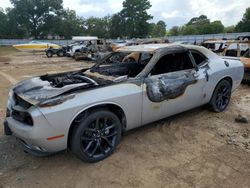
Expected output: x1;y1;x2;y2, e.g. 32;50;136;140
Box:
16;138;53;157
4;114;67;155
4;118;51;156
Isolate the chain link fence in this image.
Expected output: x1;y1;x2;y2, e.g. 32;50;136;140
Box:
0;32;249;46
0;39;73;46
166;32;250;44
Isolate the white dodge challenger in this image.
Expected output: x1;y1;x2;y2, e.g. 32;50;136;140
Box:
4;44;243;162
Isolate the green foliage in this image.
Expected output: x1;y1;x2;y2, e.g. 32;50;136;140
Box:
120;0;153;38
83;16;111;38
110;13;125;38
169;15;225;36
54;9;84;39
0;7;28;38
9;0;64;38
0;8;8;38
149;20;166;37
235;7;250;32
1;2;249;39
224;25;235;33
210;21;224;34
169;26;180;36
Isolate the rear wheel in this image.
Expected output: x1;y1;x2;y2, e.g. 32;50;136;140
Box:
70;110;122;162
209;79;232;112
46;50;53;58
56;50;64;57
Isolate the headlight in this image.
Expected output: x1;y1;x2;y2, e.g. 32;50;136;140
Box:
7;89;14;108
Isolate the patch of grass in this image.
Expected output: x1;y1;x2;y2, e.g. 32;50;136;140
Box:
0;46;19;55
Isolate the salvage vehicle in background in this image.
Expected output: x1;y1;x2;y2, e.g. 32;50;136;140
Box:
240;49;250;83
13;41;60;52
74;38;111;61
45;46;67;58
4;44;243;162
65;36;111;59
201;40;227;53
65;36;98;57
220;40;250;83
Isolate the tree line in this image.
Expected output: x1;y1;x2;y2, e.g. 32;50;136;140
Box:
0;0;249;39
168;9;250;36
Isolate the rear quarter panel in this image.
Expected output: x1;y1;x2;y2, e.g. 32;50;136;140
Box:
204;57;243;101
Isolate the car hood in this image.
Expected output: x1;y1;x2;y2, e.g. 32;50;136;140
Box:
12;71;106;105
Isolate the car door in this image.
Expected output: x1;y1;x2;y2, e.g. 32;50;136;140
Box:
142;51;209;125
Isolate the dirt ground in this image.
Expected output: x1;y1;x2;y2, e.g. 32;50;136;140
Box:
0;47;249;188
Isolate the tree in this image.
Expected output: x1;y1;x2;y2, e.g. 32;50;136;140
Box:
210;21;224;34
235;7;250;32
110;13;125;38
179;15;225;35
53;9;84;39
149;20;166;37
224;25;235;33
169;26;180;36
83;16;111;38
120;0;153;38
186;15;210;34
180;25;198;35
10;0;63;38
0;8;8;38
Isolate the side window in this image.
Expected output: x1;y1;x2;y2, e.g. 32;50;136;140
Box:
151;52;193;75
191;51;207;66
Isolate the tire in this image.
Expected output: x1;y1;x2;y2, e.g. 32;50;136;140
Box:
57;50;64;57
46;51;53;58
70;110;122;162
209;79;232;112
74;53;81;61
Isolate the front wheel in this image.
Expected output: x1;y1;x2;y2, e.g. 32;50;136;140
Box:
209;79;232;112
70;110;122;162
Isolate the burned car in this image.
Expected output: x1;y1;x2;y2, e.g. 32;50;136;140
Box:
4;44;243;162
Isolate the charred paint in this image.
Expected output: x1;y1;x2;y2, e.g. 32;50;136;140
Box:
145;70;197;103
12;71;113;106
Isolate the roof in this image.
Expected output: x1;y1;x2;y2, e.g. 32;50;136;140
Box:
116;43;178;53
72;36;98;41
203;40;250;44
116;43;219;60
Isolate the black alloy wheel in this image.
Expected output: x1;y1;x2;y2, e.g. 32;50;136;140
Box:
70;110;122;162
209;79;232;112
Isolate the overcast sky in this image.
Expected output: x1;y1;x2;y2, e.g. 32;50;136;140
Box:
1;0;249;28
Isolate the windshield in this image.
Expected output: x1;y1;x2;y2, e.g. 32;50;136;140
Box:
89;52;153;78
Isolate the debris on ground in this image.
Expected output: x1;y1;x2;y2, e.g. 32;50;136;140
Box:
235;114;248;124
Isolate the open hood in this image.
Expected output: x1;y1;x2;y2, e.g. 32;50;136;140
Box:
12;71;103;105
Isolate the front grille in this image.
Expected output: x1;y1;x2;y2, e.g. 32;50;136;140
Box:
11;93;33;126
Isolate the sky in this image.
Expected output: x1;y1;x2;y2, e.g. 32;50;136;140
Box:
1;0;249;28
